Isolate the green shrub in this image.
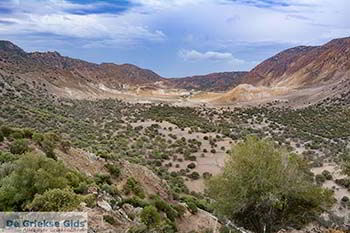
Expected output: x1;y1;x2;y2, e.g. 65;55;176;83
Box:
0;125;13;137
322;170;332;180
341;196;349;203
0;153;82;211
41;138;57;160
81;194;96;208
0;151;18;164
172;204;186;218
9;139;29;155
103;215;116;225
104;163;121;177
26;188;80;211
315;174;326;185
94;173;112;185
203;172;212;179
22;128;34;139
99;153;116;160
60;140;71;153
187;163;196;169
101;183;118;195
121;196;149;208
140;205;161;228
186;201;198;214
206;136;334;233
0;131;4;142
124;177;145;198
32;132;44;145
188;171;200;180
74;182;89;194
335;178;350;188
151;196;178;221
10;130;24;139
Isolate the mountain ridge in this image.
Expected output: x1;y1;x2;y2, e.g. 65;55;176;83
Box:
243;36;350;88
1;37;350;105
0;40;246;92
169;71;247;92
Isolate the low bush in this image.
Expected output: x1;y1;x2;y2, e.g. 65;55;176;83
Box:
186;201;198;214
124;177;145;198
0;125;13;137
104;163;121;178
315;174;326;185
94;173;112;185
121;196;149;208
27;188;80;211
322;170;332;180
188;171;200;180
187;163;196;169
0;153;85;211
140;205;161;228
103;215;116;225
0;151;18;164
101;183;119;195
151;196;178;221
9;139;29;155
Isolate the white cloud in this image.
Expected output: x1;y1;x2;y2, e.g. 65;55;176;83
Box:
2;0;349;49
1;0;350;75
178;49;233;61
131;0;208;10
0;0;166;47
178;49;245;67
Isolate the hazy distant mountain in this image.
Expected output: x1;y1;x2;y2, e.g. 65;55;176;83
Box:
169;72;247;92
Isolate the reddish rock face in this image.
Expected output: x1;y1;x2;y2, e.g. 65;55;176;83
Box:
0;40;165;89
243;37;350;88
1;37;350;99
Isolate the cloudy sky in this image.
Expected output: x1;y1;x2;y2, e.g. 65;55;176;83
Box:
0;0;349;77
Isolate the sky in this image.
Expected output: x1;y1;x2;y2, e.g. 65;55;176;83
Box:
0;0;349;77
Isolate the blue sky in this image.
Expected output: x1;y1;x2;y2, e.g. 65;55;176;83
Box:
0;0;349;77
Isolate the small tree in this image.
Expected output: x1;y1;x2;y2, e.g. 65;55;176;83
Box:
27;188;80;211
10;139;29;155
206;136;334;233
0;153;71;211
140;205;161;228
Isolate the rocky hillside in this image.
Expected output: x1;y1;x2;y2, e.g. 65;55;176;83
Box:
0;124;221;233
212;37;350;105
0;40;165;93
244;37;350;88
2;37;350;104
169;72;247;92
0;40;249;98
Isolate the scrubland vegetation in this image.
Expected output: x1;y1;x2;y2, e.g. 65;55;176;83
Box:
1;88;350;232
207;137;334;233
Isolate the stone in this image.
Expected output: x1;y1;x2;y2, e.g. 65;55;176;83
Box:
97;200;112;212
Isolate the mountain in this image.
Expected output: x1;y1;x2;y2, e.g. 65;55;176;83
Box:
0;40;250;101
214;37;350;105
0;40;165;98
244;37;350;88
2;37;350;105
169;71;247;92
0;40;26;54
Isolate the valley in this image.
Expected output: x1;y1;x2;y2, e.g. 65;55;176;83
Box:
1;37;350;233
